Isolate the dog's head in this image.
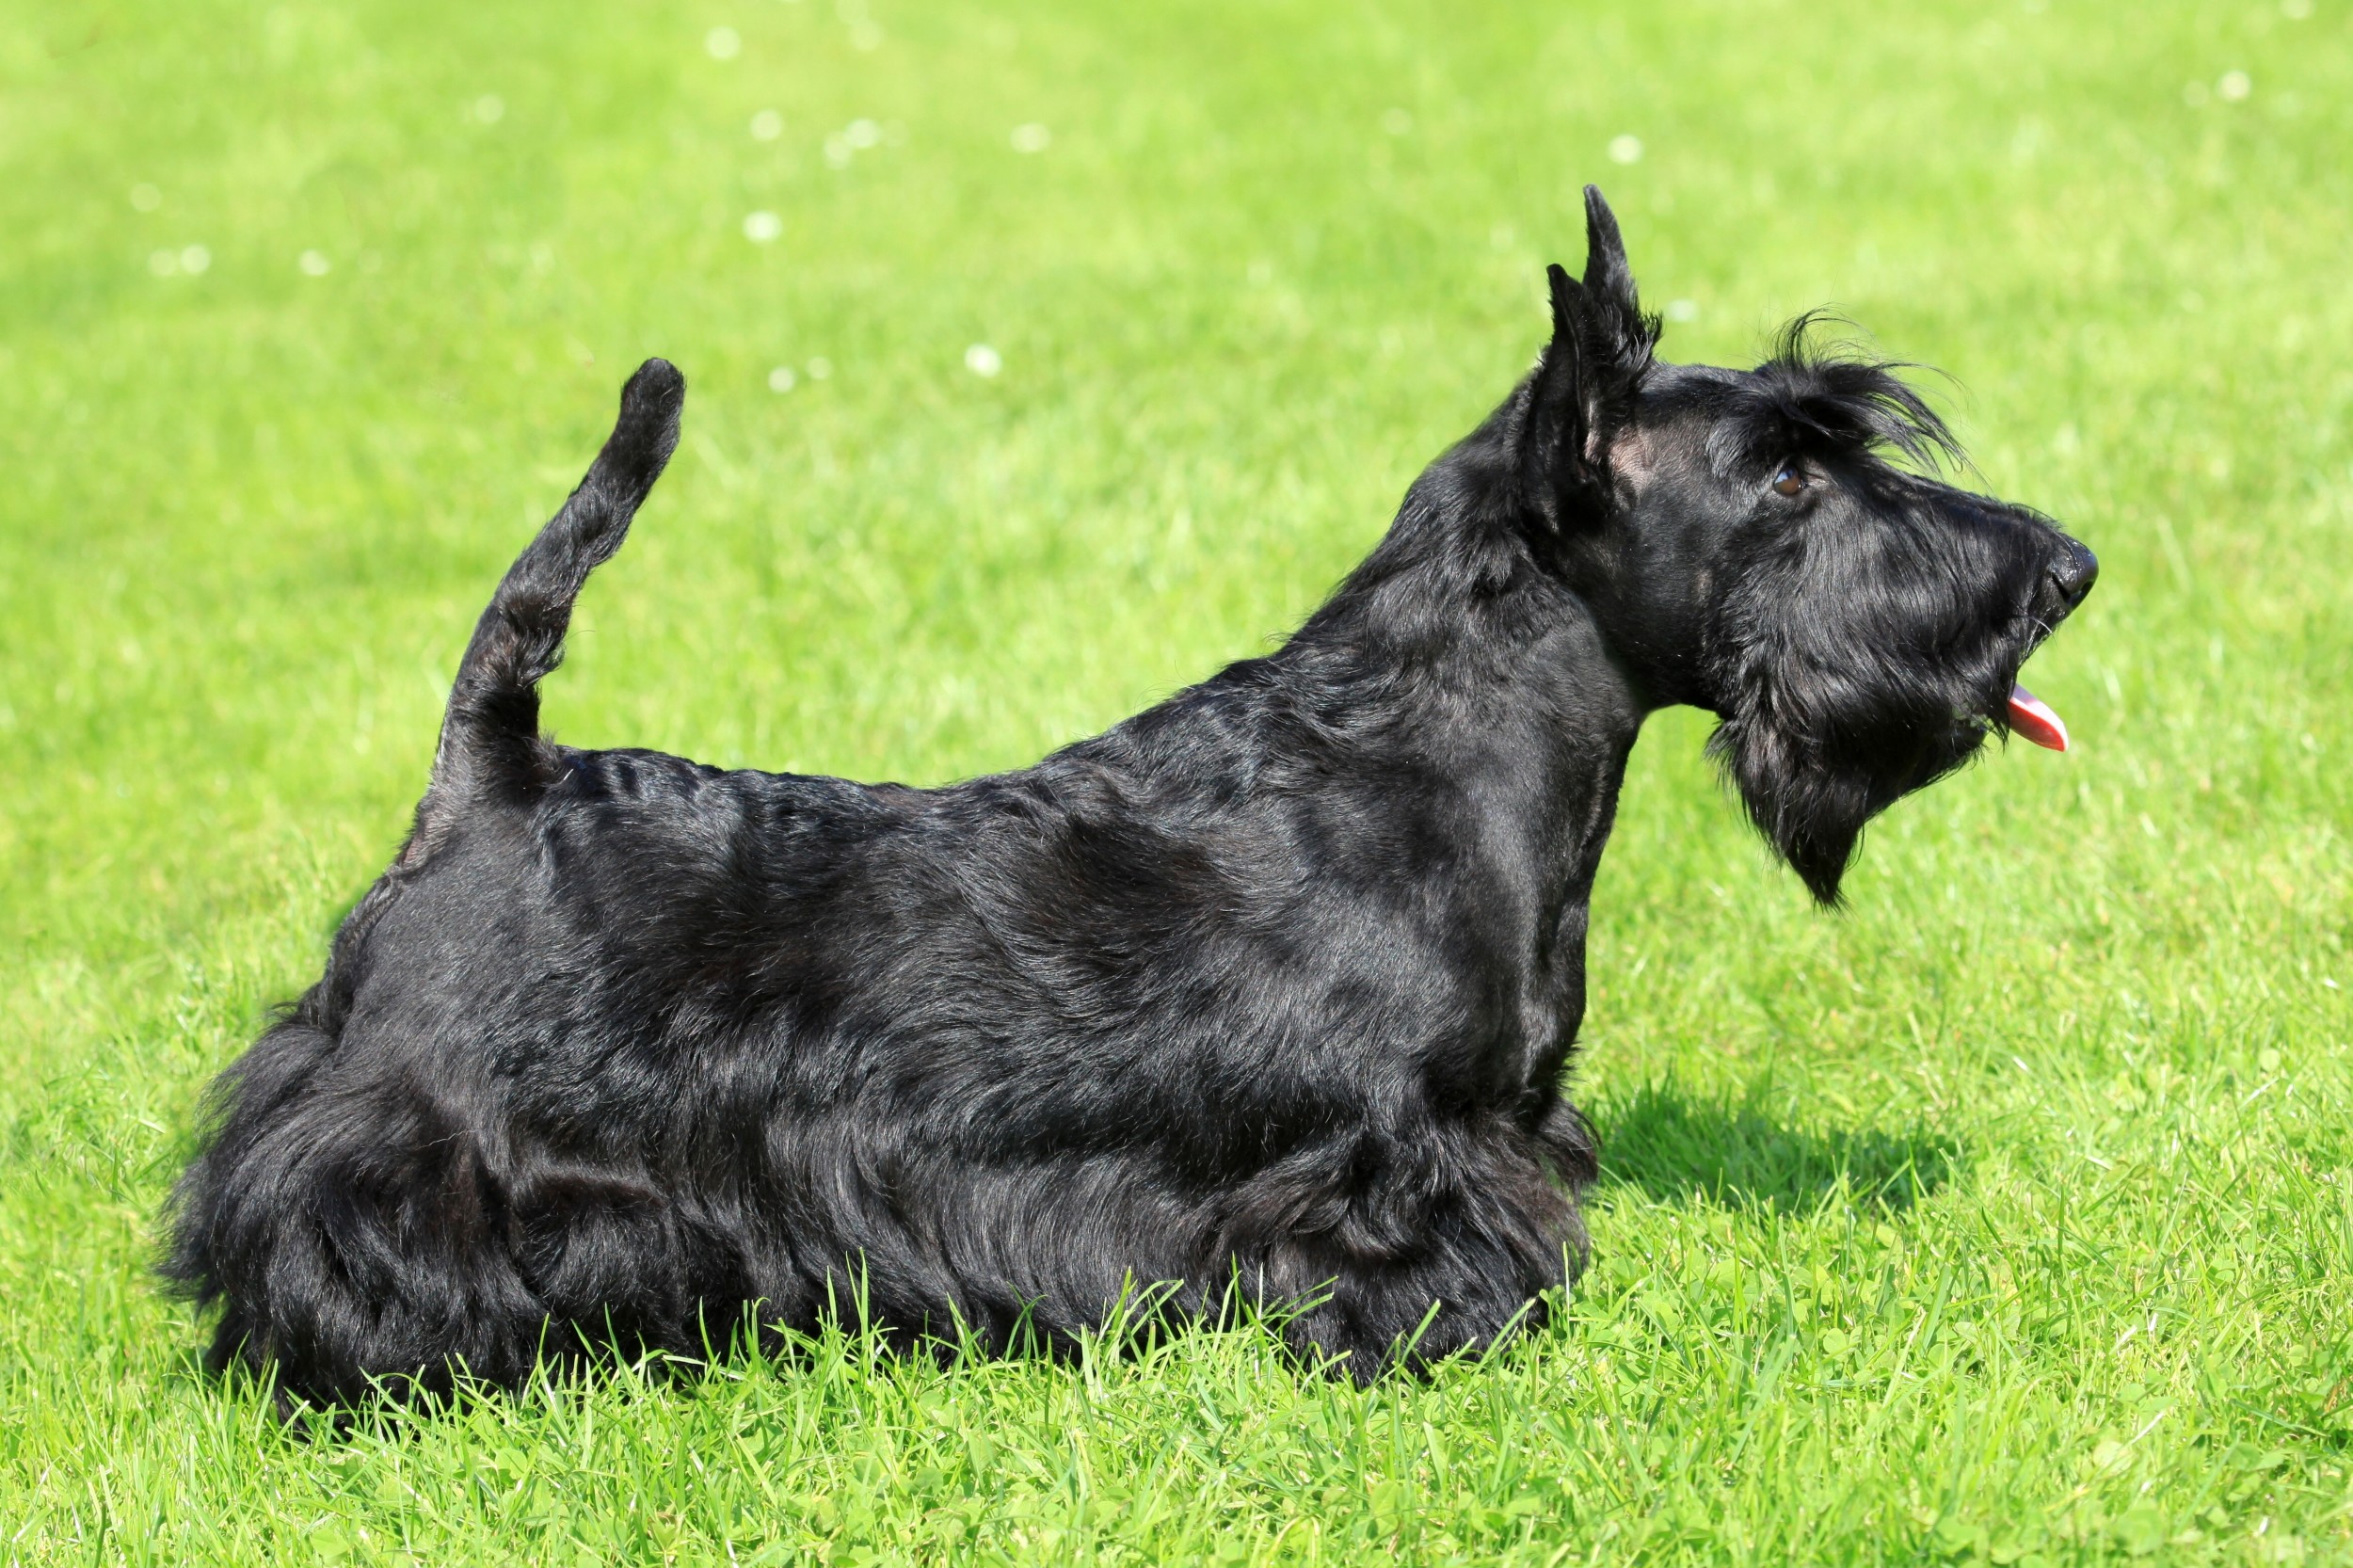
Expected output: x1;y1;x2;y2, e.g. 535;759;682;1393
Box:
1513;187;2097;904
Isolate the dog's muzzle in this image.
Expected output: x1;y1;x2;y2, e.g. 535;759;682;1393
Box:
2007;539;2098;751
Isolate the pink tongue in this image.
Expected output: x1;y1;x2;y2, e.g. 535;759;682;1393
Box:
2007;683;2069;751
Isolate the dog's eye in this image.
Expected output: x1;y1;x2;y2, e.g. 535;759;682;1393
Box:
1770;462;1806;498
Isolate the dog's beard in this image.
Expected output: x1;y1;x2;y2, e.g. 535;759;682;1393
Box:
1709;702;1987;905
1700;507;2059;905
1705;626;2029;904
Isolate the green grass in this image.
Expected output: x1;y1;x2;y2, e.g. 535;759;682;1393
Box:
4;0;2350;1560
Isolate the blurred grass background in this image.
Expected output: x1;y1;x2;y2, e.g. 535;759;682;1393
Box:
2;0;2349;1561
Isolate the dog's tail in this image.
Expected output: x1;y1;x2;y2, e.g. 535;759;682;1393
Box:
423;358;685;820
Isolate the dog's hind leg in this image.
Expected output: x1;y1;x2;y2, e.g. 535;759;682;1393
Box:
420;358;686;824
168;1015;557;1406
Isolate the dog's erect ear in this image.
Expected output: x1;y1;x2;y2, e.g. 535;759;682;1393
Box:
1516;186;1659;531
1577;185;1654;370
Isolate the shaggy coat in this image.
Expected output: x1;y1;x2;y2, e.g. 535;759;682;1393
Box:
168;189;2094;1405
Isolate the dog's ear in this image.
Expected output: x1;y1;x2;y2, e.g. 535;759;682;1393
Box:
1577;184;1652;364
1517;186;1659;531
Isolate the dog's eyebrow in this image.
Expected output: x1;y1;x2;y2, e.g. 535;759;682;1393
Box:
1702;316;1964;476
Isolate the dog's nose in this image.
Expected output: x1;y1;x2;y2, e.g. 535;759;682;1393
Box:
2047;541;2098;611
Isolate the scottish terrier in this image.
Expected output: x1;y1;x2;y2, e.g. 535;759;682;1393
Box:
168;187;2095;1405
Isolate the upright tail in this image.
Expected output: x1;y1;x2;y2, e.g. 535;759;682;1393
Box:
424;358;685;822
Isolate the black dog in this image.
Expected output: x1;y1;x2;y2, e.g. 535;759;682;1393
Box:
168;188;2094;1405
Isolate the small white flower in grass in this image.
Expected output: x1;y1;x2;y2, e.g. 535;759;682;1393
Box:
298;249;331;276
1608;134;1643;165
1665;298;1699;323
845;118;881;149
2217;70;2251;102
1380;107;1413;136
129;183;161;212
750;109;783;140
474;94;505;124
767;365;796;392
148;248;178;277
180;245;211;275
706;25;742;59
964;344;1001;377
743;210;783;243
806;356;831;379
1009;121;1050;152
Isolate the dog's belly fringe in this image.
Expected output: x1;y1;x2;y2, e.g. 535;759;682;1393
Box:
171;996;1595;1402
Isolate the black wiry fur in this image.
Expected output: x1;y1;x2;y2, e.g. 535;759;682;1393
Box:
166;189;2095;1406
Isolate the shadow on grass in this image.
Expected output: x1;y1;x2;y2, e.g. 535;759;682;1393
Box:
1592;1079;1956;1211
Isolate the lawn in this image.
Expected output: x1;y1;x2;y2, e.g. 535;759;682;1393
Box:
4;0;2350;1560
